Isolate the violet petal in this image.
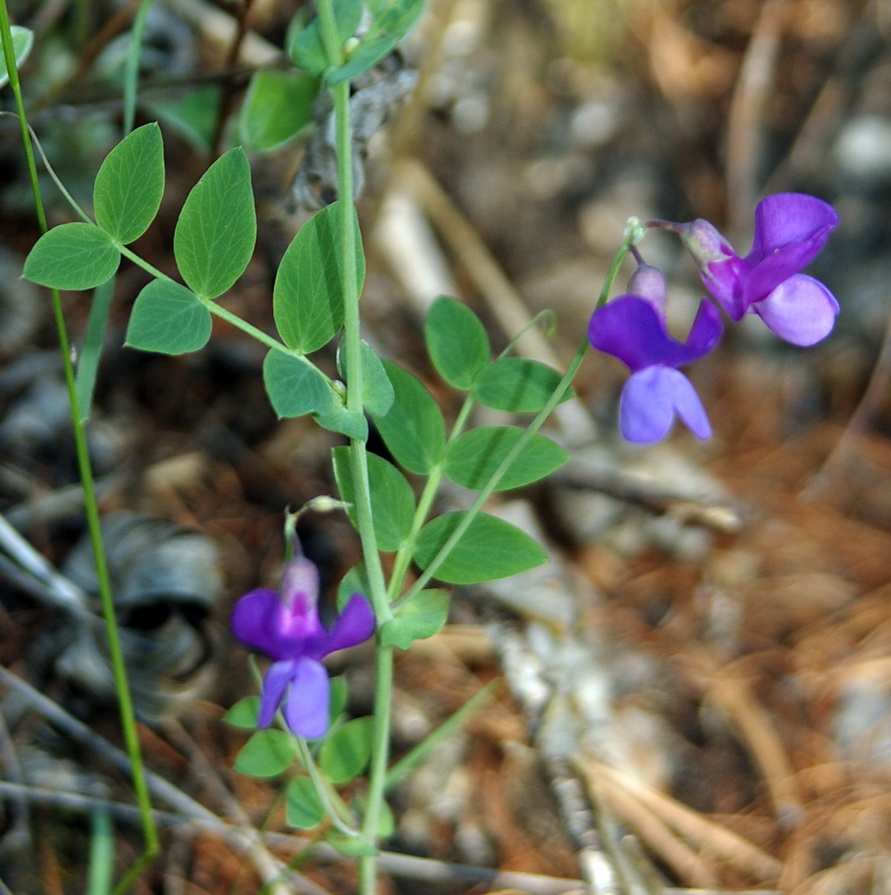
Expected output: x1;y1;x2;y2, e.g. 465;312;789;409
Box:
589;297;721;371
231;589;284;657
753;274;840;346
258;659;294;727
748;193;839;263
317;594;375;658
620;367;711;443
282;657;330;739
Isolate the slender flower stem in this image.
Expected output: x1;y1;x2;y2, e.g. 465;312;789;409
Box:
402;336;590;602
316;3;393;890
0;0;159;879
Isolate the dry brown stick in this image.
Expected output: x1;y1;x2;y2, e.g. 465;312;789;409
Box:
590;763;784;882
0;666;313;895
0;782;782;895
591;771;721;890
724;0;789;229
803;298;891;498
683;653;803;829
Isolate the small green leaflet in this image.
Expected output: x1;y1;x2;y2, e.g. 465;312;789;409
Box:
370;361;445;475
336;340;395;417
174;148;256;299
414;511;547;584
286;776;326;829
147;85;222;153
472;357;572;413
328;0;425;85
93;122;165;244
332;447;415;552
273;202;364;353
223;696;261;729
289;0;363;77
425;295;490;390
319;717;374;783
0;26;33;89
263;350;336;418
23;223;120;291
380;589;449;649
125;279;212;354
445;426;568;491
241;68;319;151
314;406;369;441
234;729;298;778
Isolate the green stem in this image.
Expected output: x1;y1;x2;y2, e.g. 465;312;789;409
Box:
0;0;159;873
400;234;636;597
402;337;590;602
123;0;153;135
386;396;474;603
295;738;360;838
316;2;392;889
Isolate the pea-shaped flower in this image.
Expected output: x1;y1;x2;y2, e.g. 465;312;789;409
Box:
589;265;722;443
676;193;839;346
232;556;374;738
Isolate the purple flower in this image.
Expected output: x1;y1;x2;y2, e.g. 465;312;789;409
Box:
677;193;839;346
232;556;374;738
589;265;722;443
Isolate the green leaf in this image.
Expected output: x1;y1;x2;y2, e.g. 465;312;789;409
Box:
0;26;33;89
337;562;370;611
23;223;121;290
174;148;256;299
147;85;222;153
337;340;394;417
371;361;445;475
125;279;212;354
380;589;449;649
263;350;336;418
241;68;320;151
314;406;368;441
414;512;547;584
224;696;261;729
234;729;298;778
472;357;571;413
93;122;164;244
445;426;568;492
286;776;326;830
332;447;415;552
328;0;425;85
75;276;115;420
328;676;348;724
273;202;364;353
325;833;377;857
319;717;374;784
425;296;490;390
351;793;395;839
289;0;363;77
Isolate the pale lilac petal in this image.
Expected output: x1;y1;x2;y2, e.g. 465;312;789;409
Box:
279;557;321;619
589;297;721;371
753;274;840;346
282;658;330;739
626;264;668;313
620;367;711;443
316;594;375;658
258;659;295;727
231;589;283;657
